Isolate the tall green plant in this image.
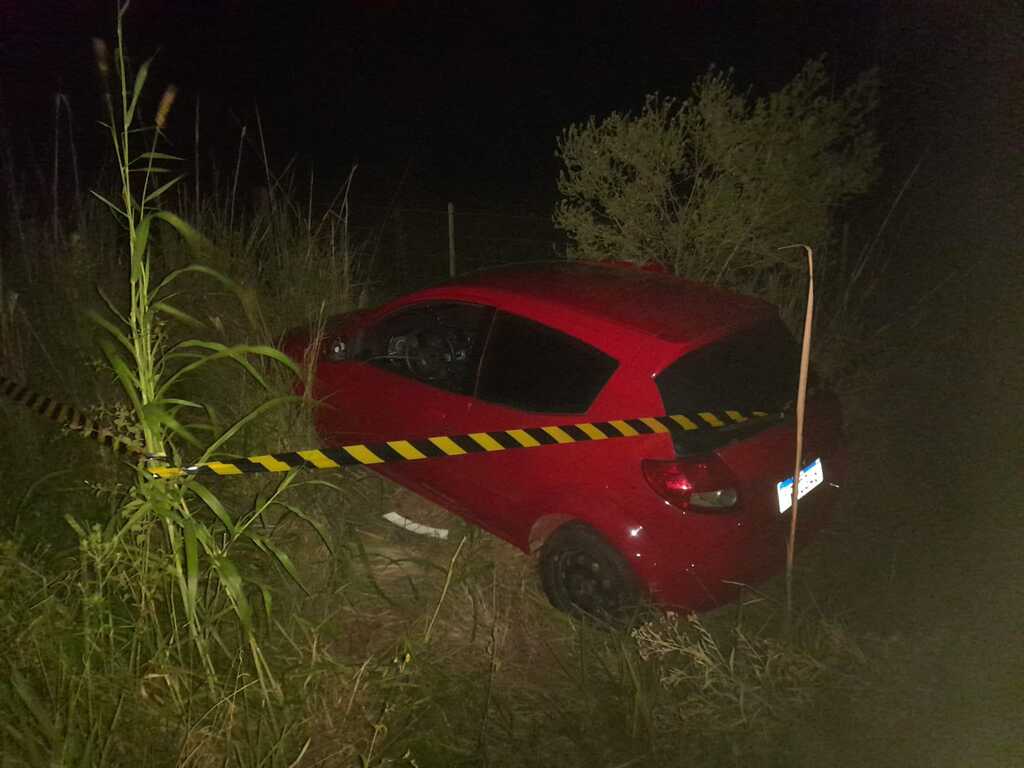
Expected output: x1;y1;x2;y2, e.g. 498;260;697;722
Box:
87;3;303;698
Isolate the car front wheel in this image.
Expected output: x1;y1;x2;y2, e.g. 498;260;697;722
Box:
539;522;645;624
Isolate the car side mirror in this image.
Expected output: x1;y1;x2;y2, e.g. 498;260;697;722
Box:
323;335;348;362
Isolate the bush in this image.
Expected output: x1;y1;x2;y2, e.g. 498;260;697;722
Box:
555;57;880;314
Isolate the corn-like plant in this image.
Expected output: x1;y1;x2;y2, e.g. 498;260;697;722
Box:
86;3;303;699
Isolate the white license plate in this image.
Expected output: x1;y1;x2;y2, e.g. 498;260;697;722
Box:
776;457;824;513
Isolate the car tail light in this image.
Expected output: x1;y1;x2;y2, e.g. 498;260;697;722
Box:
642;455;740;513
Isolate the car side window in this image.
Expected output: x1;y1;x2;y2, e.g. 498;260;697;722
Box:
476;311;618;413
358;302;494;396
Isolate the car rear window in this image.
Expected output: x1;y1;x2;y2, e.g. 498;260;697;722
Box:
656;316;805;421
476;311;618;413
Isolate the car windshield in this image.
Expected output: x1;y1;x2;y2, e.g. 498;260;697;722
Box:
655;316;807;452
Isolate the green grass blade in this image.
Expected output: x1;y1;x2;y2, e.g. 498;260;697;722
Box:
151;263;238;298
96;288;130;325
64;514;88;538
152;300;205;329
125;57;153;126
100;341;144;416
150;210;212;253
141;401;201;447
87;309;135;358
256;580;273;624
197;395;297;463
128;166;177;175
275;500;335;555
134;212;152;262
143;173;185;204
89;189;127;220
191;481;237;535
150;262;267;332
247;530;306;593
213;554;253;633
155;397;203;409
112;496;152;545
158;342;298;397
136;150;184;162
183;517;200;610
351;526;396;607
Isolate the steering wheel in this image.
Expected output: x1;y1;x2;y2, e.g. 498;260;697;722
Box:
407;330;456;382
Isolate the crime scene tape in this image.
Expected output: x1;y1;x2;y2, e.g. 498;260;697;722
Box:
0;373;144;455
0;371;772;481
147;409;771;480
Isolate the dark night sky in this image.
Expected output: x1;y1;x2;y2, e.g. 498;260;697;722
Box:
2;0;885;209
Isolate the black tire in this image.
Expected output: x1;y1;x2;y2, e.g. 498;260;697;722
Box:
539;522;646;625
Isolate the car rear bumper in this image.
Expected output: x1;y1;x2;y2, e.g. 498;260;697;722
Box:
637;465;843;612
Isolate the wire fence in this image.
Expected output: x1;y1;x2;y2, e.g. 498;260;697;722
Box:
352;204;562;295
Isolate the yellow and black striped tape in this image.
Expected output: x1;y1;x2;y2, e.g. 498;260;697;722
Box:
0;372;774;480
0;373;144;455
148;409;771;480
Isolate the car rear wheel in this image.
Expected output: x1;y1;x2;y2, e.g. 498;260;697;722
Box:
539;523;645;624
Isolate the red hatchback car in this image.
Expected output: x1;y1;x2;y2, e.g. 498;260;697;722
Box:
284;262;846;620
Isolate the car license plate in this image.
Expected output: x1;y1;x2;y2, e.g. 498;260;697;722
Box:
777;457;824;513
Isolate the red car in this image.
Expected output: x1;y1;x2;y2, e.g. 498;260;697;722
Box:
283;262;846;620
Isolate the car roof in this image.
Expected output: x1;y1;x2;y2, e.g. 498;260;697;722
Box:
416;262;775;345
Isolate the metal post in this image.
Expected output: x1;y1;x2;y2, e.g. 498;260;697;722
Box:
447;202;456;277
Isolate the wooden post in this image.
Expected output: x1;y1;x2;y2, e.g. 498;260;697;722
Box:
784;244;814;629
447;202;456;277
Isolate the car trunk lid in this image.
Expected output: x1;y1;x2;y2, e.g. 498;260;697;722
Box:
714;394;845;519
654;314;821;455
652;312;845;518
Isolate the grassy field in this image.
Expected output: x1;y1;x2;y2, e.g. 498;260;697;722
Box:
0;106;875;768
1;20;1020;768
0;165;884;767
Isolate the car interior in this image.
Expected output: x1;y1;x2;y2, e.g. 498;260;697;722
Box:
360;303;493;395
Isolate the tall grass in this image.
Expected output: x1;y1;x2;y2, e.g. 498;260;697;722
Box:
0;8;357;766
86;5;311;696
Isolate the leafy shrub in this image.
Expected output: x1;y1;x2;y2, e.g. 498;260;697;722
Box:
555;58;880;330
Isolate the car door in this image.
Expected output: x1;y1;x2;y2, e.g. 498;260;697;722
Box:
451;310;623;543
313;301;494;506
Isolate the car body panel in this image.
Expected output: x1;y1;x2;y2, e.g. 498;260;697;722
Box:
283;262;847;612
426;262;772;344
